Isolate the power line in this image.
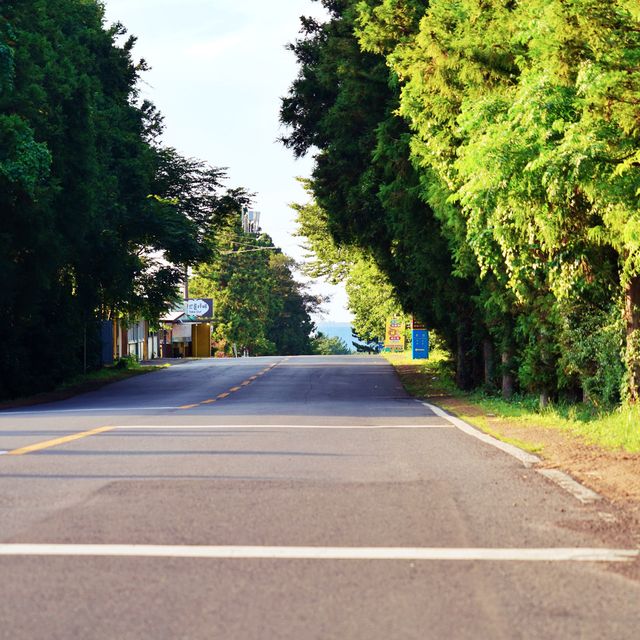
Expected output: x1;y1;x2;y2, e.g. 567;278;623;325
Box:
220;247;280;255
226;239;273;249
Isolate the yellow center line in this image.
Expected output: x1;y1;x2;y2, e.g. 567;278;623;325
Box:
179;404;200;410
229;386;242;392
249;376;258;381
240;381;251;386
201;399;217;404
217;392;230;399
7;426;114;457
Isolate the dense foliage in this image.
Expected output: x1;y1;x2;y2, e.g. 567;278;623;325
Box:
190;222;320;356
282;0;640;407
311;332;352;356
282;1;483;389
291;179;402;343
0;1;248;398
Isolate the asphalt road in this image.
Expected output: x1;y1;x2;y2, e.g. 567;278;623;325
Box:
0;355;638;639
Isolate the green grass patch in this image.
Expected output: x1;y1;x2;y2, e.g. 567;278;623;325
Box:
383;349;459;397
57;364;164;390
465;394;640;453
385;349;640;454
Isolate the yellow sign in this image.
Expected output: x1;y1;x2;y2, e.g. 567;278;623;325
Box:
384;317;405;352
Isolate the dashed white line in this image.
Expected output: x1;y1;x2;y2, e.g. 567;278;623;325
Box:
0;545;636;562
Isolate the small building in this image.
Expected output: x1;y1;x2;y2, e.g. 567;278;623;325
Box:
159;310;212;358
109;318;159;361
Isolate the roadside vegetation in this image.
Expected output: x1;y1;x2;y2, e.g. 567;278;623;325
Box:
189;223;321;357
1;1;319;399
386;350;640;454
282;0;640;448
0;1;254;400
0;360;165;410
311;332;352;356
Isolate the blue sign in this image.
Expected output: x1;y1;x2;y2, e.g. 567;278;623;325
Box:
412;330;429;360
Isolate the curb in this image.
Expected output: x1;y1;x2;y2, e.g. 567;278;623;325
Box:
420;400;604;506
420;400;541;468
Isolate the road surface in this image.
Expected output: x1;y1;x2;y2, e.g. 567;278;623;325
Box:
0;356;638;639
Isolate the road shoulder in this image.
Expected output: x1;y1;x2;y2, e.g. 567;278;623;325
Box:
386;354;640;545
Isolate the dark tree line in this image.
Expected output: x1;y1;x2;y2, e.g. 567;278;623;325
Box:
0;1;249;398
281;1;484;390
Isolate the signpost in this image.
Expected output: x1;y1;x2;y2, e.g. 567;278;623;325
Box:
411;317;429;360
384;317;405;353
183;298;213;321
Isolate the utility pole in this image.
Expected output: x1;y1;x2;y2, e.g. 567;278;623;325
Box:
184;265;189;300
241;208;261;235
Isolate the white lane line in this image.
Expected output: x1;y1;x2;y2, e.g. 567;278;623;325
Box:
421;402;541;468
110;424;454;430
0;545;636;562
538;469;602;504
0;407;182;416
0;451;8;456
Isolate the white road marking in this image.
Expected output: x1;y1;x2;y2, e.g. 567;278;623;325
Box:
538;469;602;504
0;545;636;562
0;407;182;415
421;402;542;468
110;424;454;430
0;451;7;456
421;401;608;506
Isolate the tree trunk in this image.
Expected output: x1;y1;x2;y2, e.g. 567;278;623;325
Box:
624;275;640;402
483;338;494;388
539;389;550;410
456;331;466;389
455;323;473;390
501;349;514;400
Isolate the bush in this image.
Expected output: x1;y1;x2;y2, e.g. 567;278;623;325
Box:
558;306;624;407
311;332;351;355
114;354;140;370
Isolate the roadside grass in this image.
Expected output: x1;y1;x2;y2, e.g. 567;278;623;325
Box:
58;362;166;390
384;349;459;398
384;350;640;454
0;362;167;410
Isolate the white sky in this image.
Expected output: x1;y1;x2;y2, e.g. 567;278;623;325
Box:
102;0;351;322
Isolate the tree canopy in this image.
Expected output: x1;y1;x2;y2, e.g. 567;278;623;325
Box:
282;0;640;406
190;220;321;356
0;0;249;398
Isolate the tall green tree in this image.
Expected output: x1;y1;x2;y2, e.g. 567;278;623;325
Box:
190;222;319;356
292;182;402;343
281;0;485;388
357;0;636;403
0;0;249;398
284;0;638;405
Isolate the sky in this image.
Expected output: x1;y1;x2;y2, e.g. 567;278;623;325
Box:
102;0;352;322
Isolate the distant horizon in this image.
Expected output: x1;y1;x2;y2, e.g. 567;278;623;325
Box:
315;321;360;353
